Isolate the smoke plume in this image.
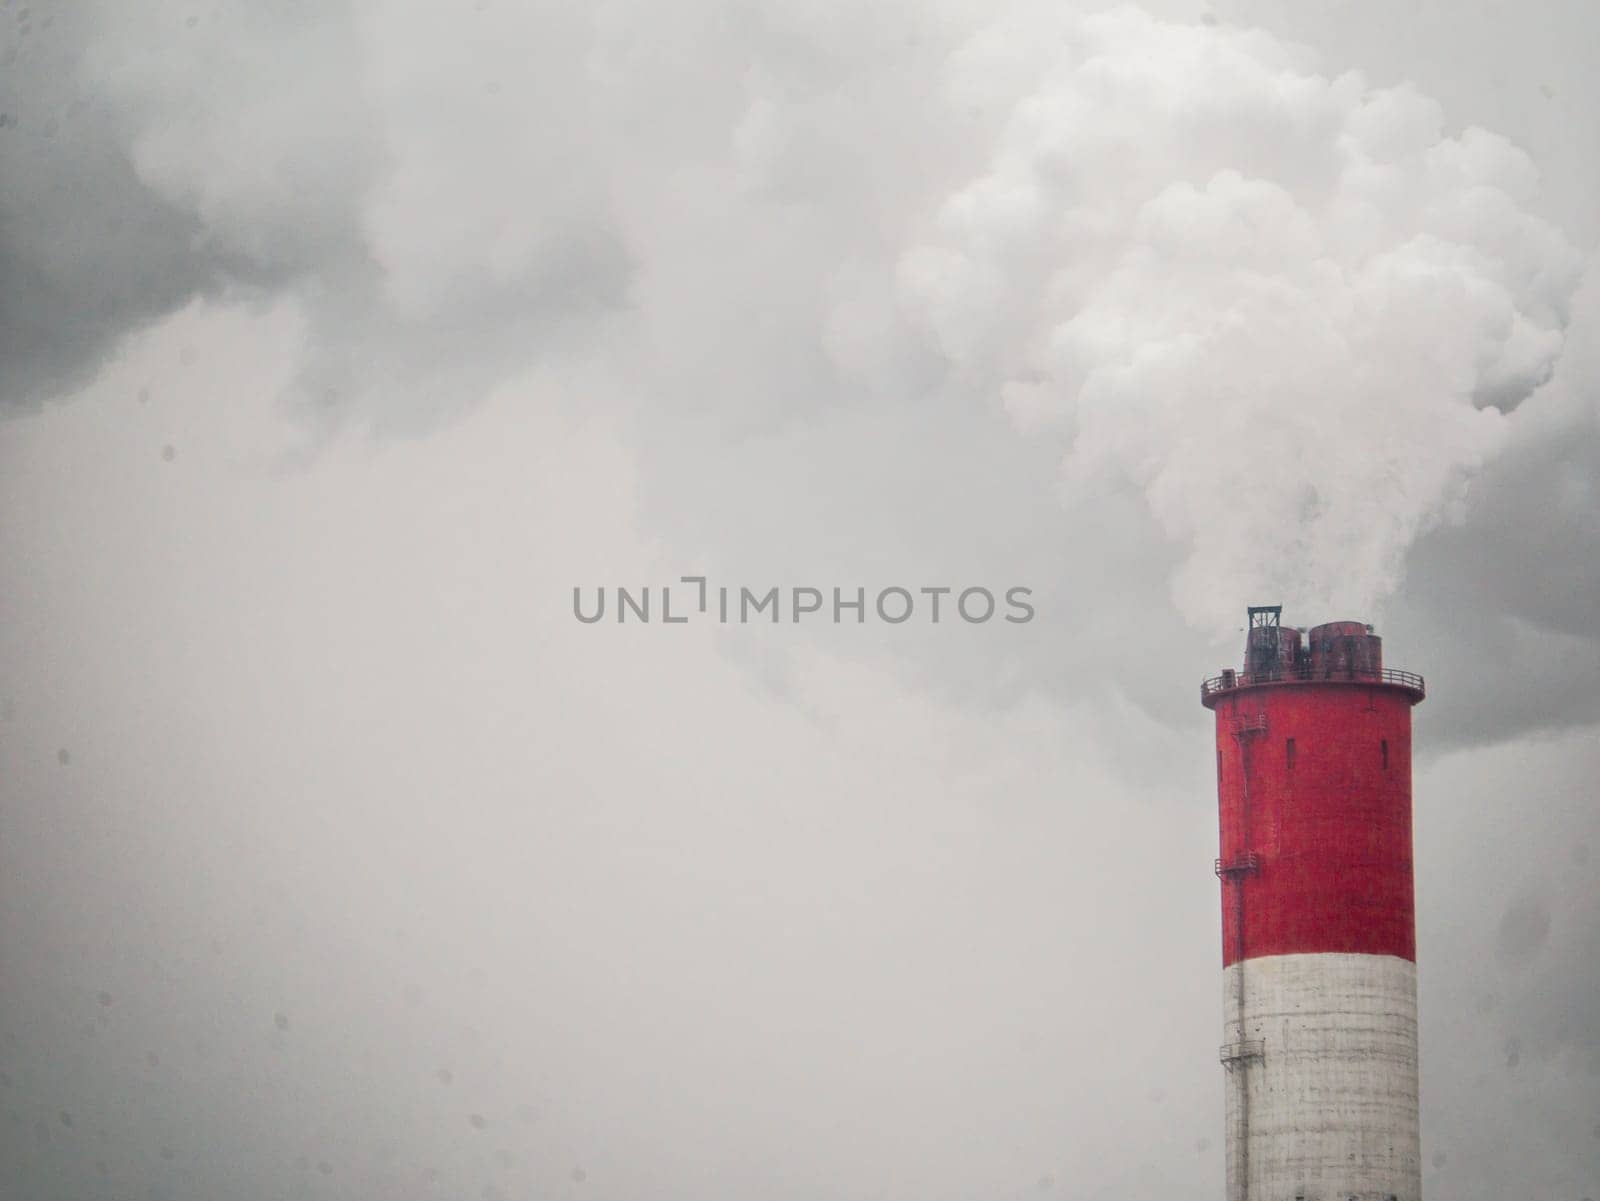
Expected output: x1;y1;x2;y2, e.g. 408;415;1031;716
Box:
897;7;1583;632
3;3;1587;634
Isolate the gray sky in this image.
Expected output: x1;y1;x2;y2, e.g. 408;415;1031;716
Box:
1;3;1596;1199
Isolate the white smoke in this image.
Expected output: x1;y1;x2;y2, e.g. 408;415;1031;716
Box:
56;1;1586;634
897;6;1584;632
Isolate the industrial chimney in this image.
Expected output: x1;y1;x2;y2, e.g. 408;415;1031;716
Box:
1201;606;1426;1201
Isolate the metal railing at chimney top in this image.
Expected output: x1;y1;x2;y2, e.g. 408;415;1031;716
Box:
1200;666;1425;700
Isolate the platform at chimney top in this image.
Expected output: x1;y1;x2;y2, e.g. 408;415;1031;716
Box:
1200;605;1425;707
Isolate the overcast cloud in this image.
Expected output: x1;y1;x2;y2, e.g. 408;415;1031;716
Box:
1;2;1596;1199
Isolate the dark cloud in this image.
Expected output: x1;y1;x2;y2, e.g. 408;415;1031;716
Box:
0;9;227;408
0;5;372;411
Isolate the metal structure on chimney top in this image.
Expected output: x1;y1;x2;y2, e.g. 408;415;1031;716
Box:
1246;605;1281;628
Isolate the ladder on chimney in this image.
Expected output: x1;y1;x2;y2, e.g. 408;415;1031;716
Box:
1223;710;1268;1201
